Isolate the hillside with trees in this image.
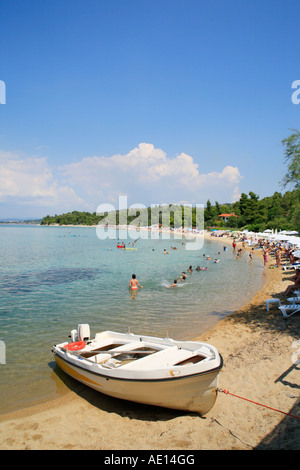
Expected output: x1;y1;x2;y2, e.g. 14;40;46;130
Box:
40;187;299;233
203;188;299;232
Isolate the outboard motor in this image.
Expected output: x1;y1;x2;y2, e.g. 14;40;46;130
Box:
78;324;90;342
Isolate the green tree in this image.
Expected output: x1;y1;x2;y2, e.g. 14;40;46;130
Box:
267;192;284;220
239;193;248;216
281;129;300;189
215;201;221;215
245;192;260;224
226;215;239;228
204;200;217;226
291;205;300;233
290;189;300;233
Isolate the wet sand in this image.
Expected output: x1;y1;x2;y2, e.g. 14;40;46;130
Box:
0;237;299;450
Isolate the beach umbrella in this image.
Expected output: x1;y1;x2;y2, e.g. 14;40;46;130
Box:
289;237;300;247
263;229;272;233
275;234;290;241
293;250;300;258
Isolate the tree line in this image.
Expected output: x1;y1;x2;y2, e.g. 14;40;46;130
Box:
40;187;299;232
204;188;299;232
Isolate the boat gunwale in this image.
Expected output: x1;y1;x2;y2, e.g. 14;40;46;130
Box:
53;348;223;383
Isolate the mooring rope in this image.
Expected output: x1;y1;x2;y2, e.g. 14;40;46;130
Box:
217;388;300;421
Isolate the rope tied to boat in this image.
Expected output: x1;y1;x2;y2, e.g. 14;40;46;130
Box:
217;388;300;421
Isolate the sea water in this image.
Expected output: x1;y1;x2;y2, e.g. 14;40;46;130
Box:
0;225;264;414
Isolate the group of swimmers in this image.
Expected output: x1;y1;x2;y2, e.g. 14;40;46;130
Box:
118;239;138;250
129;246;223;290
129;239;256;292
167;264;211;288
201;253;221;263
163;246;178;254
129;263;211;291
129;242;241;292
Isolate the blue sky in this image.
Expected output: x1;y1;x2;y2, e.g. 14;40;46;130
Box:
0;0;299;218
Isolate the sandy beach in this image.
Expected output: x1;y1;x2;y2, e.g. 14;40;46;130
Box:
0;235;299;450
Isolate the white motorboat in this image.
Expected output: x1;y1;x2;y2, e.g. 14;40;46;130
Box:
52;324;223;415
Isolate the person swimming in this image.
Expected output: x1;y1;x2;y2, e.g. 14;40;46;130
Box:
129;274;143;290
168;279;177;288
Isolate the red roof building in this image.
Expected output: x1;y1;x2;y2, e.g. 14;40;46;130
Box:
218;213;239;222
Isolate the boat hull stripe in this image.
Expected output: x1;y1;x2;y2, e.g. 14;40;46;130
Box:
54;351;223;383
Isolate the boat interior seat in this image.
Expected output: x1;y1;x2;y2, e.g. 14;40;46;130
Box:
82;341;157;363
120;346;203;370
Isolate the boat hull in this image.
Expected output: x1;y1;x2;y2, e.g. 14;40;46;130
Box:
54;353;220;414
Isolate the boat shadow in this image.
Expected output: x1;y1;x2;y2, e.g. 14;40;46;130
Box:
48;360;199;422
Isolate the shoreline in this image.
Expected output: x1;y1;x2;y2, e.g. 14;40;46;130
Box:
0;235;299;449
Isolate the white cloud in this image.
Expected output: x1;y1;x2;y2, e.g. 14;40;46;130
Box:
0;143;243;216
61;143;242;206
0;150;84;209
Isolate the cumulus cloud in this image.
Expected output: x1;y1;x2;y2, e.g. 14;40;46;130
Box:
60;143;242;206
0;143;242;216
0;150;84;209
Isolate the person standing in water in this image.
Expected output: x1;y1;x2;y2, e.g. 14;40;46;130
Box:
129;274;143;290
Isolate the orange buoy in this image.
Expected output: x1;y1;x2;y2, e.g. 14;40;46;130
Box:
64;341;86;351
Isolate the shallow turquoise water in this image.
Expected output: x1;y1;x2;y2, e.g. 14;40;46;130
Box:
0;225;264;414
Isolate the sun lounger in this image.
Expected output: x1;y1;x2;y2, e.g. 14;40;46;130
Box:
287;296;300;305
278;304;300;318
266;298;281;310
282;264;300;271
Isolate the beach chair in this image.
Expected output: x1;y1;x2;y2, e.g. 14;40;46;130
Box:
278;304;300;318
282;263;300;271
287;296;300;305
266;298;281;311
